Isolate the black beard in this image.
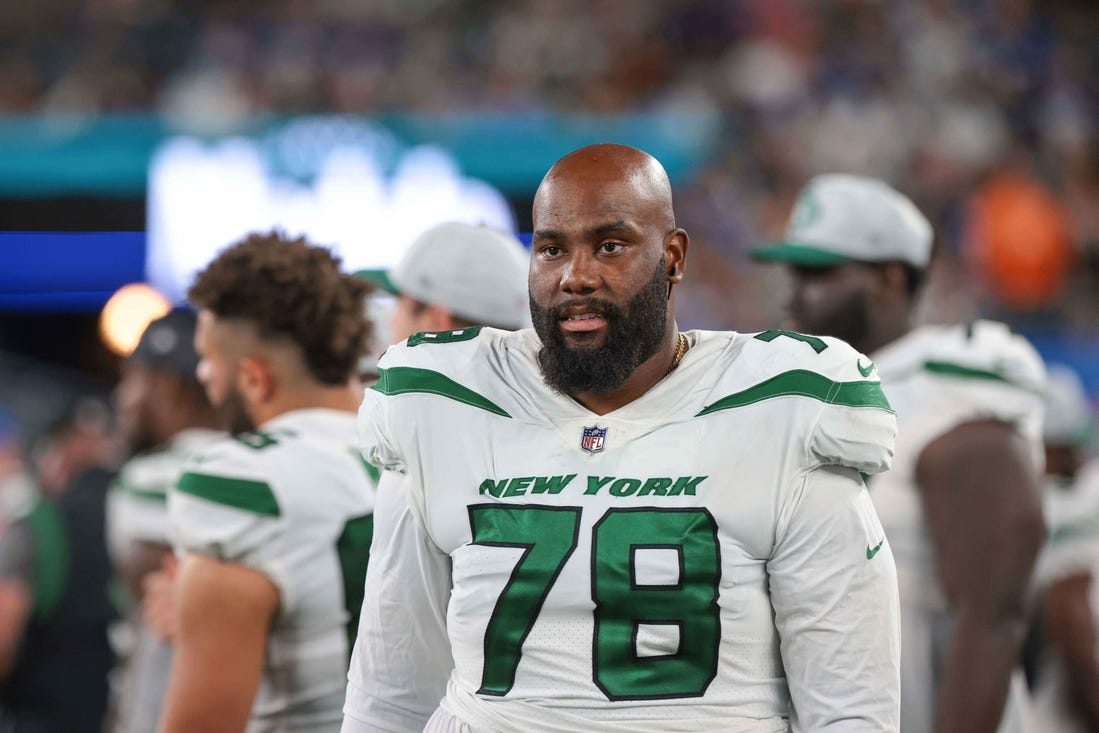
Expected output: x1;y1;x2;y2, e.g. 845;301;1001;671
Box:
796;290;870;353
218;385;256;436
531;259;669;396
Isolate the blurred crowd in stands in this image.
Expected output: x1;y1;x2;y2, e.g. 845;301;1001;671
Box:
1;0;1097;329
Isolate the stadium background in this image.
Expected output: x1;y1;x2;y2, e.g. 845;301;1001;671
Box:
0;0;1097;439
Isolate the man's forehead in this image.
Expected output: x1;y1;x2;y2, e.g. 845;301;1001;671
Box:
535;179;660;226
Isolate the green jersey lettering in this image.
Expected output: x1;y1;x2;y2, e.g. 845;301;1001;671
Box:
668;476;707;496
637;477;673;497
754;329;828;354
585;476;615;495
407;326;483;347
503;477;536;497
531;474;577;495
479;479;508;497
608;478;641;497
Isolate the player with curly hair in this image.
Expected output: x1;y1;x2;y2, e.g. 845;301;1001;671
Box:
158;231;379;733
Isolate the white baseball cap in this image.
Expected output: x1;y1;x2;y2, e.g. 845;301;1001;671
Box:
752;174;933;268
358;222;531;329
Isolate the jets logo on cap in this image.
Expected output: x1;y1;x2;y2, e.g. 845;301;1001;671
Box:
790;191;821;231
580;426;607;454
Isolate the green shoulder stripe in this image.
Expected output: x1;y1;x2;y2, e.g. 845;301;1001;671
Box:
117;481;169;503
23;498;69;622
697;369;893;416
371;366;511;418
176;472;281;517
923;360;1018;385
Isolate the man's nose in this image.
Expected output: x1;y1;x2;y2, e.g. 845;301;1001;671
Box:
559;250;601;295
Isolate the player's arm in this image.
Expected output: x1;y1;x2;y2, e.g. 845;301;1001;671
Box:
915;419;1045;733
343;471;452;733
158;553;279;733
1043;572;1099;727
769;465;901;732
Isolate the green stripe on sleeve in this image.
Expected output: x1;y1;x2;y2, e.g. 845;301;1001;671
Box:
923;361;1011;384
117;481;169;503
697;369;893;416
371;366;511;418
176;472;281;517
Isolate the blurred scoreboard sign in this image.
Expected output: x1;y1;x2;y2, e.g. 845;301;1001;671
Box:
147;117;516;302
0;231;145;310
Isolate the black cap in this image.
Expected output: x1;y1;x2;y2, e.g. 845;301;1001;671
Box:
130;309;200;376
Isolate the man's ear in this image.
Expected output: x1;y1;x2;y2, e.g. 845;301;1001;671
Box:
664;229;689;284
237;356;274;405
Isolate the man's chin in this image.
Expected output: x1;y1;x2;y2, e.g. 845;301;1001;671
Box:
558;326;608;350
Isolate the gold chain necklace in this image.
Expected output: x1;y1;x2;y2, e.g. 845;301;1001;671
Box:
665;333;689;376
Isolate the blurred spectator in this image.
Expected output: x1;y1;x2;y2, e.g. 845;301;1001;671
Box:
0;400;117;733
105;310;221;733
0;411;33;526
0;0;1097;326
965;166;1073;312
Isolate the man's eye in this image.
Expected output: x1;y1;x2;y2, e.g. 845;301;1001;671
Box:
600;242;623;253
541;245;562;257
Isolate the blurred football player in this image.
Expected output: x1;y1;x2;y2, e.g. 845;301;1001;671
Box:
1031;365;1099;732
107;309;221;733
754;174;1048;733
359;220;530;346
159;232;377;733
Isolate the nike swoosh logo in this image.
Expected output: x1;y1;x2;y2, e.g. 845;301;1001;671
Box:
857;359;875;378
866;538;885;560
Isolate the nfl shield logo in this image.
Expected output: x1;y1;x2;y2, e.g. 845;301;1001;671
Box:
581;426;608;454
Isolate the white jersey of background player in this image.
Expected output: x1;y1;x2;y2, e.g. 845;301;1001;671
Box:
108;426;220;731
754;175;1048;733
106;308;223;733
871;321;1045;733
159;232;378;733
1031;366;1099;732
171;412;376;730
343;144;902;733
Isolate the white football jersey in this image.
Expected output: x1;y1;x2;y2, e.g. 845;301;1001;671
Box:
1031;460;1099;733
869;321;1047;733
107;427;222;733
349;327;900;733
170;409;377;733
108;428;223;562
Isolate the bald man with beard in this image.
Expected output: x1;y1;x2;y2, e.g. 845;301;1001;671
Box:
343;144;902;733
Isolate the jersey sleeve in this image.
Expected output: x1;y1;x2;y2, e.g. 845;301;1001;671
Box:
912;321;1047;461
805;337;897;476
344;471;452;732
1037;466;1099;589
358;386;403;474
923;320;1041;441
736;332;897;476
168;442;289;606
768;465;901;731
358;327;503;482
